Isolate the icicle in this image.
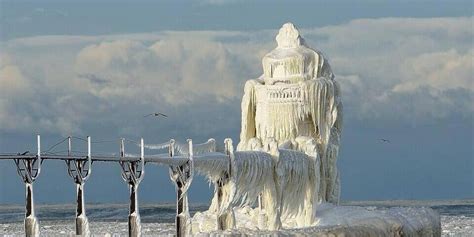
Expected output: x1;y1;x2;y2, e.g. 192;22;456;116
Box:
277;149;312;219
194;155;229;184
232;151;274;208
237;79;260;151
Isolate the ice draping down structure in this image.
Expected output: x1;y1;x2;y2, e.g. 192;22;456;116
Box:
148;22;343;231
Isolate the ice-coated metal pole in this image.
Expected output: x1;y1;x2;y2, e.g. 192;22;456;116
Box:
175;139;193;237
128;137;144;237
188;139;193;157
63;136;92;236
74;136;91;236
24;135;41;237
37;135;40;159
140;138;144;160
121;138;125;158
35;134;42;177
75;182;89;236
128;184;140;237
25;183;38;237
68;136;71;157
86;136;92;179
87;136;91;160
174;140;185;237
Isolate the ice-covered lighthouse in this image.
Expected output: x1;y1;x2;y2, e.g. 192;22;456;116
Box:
193;23;439;236
238;22;343;203
190;23;344;231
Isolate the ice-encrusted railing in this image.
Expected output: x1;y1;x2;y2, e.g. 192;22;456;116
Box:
0;135;229;237
143;138;216;155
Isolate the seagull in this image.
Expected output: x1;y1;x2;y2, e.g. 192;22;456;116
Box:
17;151;30;155
144;112;168;118
380;139;390;143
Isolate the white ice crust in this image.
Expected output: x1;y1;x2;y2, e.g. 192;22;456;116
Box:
238;22;342;205
211;22;343;230
192;204;441;236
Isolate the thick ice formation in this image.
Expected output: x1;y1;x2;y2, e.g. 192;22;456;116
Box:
195;22;342;230
192;204;442;236
238;22;342;205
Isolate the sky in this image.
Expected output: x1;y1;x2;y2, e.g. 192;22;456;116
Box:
0;0;472;204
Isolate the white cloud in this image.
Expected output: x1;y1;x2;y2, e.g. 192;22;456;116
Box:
0;53;32;131
0;65;29;95
304;17;473;121
76;40;145;72
74;36;256;105
0;17;472;135
395;49;473;92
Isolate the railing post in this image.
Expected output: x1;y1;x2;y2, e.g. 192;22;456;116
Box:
66;136;92;236
170;139;194;237
14;135;42;237
24;182;38;237
75;182;88;235
216;138;235;230
176;186;185;237
129;182;140;236
119;138;145;237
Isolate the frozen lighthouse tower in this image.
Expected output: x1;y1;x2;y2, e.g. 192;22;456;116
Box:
192;23;440;236
238;23;343;203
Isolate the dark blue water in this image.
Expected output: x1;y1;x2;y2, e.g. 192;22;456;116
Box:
0;203;209;224
432;205;474;217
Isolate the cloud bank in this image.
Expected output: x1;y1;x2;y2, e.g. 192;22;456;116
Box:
0;17;472;136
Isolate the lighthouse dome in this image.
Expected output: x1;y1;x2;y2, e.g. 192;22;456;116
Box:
262;23;319;85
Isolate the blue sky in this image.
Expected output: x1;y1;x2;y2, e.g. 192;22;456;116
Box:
0;0;472;204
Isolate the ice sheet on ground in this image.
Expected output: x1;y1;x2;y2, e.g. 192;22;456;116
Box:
192;203;441;236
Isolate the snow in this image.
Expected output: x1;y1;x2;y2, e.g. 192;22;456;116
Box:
0;221;176;236
441;215;473;237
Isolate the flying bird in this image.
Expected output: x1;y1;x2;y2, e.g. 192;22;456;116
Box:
144;112;168;118
380;139;390;143
17;151;30;155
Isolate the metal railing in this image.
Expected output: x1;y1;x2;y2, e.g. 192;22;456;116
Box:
0;135;233;237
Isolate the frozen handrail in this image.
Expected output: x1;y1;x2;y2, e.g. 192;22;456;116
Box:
140;138;216;155
169;139;194;237
119;138;146;237
65;136;91;236
12;135;42;237
142;140;172;150
174;138;216;155
0;135;234;237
